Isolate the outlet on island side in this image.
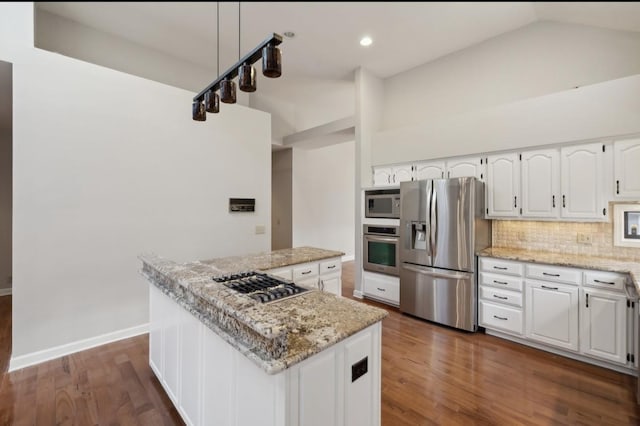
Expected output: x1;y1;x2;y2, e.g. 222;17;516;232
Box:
577;233;593;245
255;225;266;235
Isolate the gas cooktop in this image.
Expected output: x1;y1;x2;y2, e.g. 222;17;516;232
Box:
213;271;310;303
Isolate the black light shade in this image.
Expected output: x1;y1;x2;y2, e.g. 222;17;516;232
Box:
205;90;220;113
192;100;206;121
220;79;236;104
238;63;256;92
262;43;282;78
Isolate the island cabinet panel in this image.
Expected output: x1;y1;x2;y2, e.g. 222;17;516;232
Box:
149;283;381;426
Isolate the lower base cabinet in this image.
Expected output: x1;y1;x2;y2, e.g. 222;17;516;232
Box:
150;284;381;426
580;288;627;365
362;271;399;306
526;280;579;352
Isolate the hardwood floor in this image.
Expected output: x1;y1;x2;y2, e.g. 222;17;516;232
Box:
1;263;638;425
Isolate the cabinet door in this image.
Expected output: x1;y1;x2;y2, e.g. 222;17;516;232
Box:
560;143;605;219
487;153;520;217
297;275;320;288
149;284;164;377
392;165;414;184
526;281;579;351
614;138;640;198
446;157;484;180
267;267;293;282
521;149;559;218
320;273;342;296
580;288;627;365
414;161;445;180
372;167;393;186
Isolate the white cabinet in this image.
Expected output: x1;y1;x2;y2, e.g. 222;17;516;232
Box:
479;258;524;336
362;271;399;306
521;149;559;218
372;167;393;186
446;156;485;180
391;165;413;184
560;143;606;220
614;138;640;198
487;153;520;217
265;257;342;297
526;280;579;352
414;161;445;180
372;165;412;186
580;288;627;365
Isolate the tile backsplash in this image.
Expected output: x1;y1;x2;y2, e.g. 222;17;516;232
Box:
492;217;640;261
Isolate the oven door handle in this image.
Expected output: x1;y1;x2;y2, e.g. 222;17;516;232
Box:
401;263;472;280
364;235;399;243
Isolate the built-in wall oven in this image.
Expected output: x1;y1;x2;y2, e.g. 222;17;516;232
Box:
363;225;399;276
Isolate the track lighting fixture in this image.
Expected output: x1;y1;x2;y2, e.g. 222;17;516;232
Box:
192;2;283;121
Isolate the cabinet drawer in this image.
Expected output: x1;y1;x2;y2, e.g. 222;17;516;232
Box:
267;267;293;282
479;257;523;277
320;258;342;275
480;286;523;308
293;263;319;280
479;301;523;335
363;272;399;305
479;272;523;292
525;264;581;286
583;270;627;291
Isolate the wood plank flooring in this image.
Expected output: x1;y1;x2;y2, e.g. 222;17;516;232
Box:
1;262;639;425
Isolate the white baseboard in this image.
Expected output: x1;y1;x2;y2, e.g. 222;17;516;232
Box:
341;255;355;262
0;288;11;297
8;323;149;372
353;289;364;299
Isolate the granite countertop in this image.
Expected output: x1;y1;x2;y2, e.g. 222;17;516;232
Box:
139;247;388;375
479;247;640;293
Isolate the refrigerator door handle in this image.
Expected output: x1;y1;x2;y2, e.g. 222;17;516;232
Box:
402;263;472;280
430;185;437;261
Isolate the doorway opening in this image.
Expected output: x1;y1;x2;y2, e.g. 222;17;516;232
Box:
0;59;12;373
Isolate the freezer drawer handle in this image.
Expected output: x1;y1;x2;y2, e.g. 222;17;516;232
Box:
542;272;560;277
493;295;508;300
493;315;508;321
402;264;470;280
493;280;508;285
493;266;508;270
541;285;559;290
594;279;615;285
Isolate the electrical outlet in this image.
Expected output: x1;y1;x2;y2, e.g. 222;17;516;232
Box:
517;231;526;242
577;233;593;245
255;225;266;235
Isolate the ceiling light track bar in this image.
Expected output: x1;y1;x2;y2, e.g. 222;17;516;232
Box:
193;33;283;101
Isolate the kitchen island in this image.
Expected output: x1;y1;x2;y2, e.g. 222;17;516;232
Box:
140;247;388;426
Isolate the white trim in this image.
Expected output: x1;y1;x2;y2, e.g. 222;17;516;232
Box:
352;289;364;299
341;254;355;262
0;288;11;297
8;323;149;372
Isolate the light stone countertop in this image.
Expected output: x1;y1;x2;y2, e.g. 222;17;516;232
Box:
479;247;640;293
139;247;388;375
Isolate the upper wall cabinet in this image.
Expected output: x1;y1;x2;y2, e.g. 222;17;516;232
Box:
392;165;414;184
414;161;445;180
521;149;559;218
373;167;393;186
487;153;520;217
560;143;606;219
372;165;414;186
614;138;640;198
446;157;485;180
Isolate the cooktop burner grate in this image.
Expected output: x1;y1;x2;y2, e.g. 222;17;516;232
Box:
213;271;309;303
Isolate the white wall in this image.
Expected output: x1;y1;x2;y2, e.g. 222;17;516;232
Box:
383;21;640;130
292;141;355;259
2;3;271;363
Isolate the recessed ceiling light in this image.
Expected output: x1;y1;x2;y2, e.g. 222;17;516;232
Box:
284;31;295;38
360;36;372;47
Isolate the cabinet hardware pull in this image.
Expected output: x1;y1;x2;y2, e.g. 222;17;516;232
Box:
586;293;589;308
514;196;517;208
616;180;620;194
542;272;560;277
387;176;390;184
376;287;386;292
493;266;508;270
327;265;336;269
301;270;312;275
448;171;451;178
493;315;508;321
320;280;325;290
552;195;555;208
541;285;558;290
493;295;508;300
562;194;566;208
594;279;615;285
493;280;508;285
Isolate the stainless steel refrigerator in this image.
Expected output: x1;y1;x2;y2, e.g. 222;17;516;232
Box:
399;177;491;331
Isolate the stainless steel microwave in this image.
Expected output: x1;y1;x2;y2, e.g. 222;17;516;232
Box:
365;189;400;219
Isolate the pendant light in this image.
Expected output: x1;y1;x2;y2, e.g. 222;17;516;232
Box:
192;2;284;120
